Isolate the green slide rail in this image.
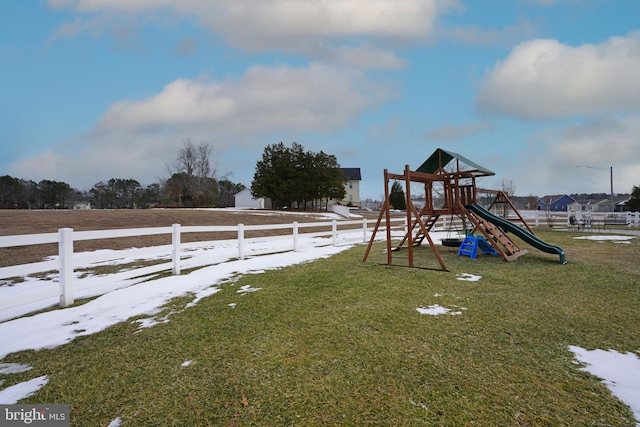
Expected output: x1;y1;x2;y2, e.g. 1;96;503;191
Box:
465;204;566;264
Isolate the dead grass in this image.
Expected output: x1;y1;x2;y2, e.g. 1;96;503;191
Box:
0;209;373;268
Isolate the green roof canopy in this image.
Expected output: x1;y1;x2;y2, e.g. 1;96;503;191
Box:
415;148;495;177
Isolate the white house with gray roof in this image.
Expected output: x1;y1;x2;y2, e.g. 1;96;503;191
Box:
340;168;361;207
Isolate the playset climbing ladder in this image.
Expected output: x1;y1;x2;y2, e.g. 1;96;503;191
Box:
463;203;528;262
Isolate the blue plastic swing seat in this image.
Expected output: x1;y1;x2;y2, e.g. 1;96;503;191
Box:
457;235;498;259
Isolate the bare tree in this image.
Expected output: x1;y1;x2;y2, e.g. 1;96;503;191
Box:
497;179;516;217
167;139;217;207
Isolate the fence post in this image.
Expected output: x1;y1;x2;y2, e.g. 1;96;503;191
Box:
293;222;299;252
238;223;245;260
59;228;74;307
332;219;337;246
362;218;367;243
172;224;181;275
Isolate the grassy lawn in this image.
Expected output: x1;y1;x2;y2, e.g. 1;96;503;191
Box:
2;228;639;426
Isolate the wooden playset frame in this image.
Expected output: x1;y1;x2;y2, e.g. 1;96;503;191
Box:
362;148;565;270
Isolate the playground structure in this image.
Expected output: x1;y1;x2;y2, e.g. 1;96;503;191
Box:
362;148;566;270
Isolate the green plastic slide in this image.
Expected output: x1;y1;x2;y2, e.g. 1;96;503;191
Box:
465;204;566;264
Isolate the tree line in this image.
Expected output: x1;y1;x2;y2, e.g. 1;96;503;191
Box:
0;140;245;209
0;175;246;210
1;139;351;210
0;177;76;209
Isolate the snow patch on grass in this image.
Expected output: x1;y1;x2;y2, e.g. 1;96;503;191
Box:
570;346;640;424
417;305;464;316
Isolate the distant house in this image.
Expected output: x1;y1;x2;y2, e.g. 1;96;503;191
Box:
616;195;631;212
340;168;361;207
234;188;271;209
570;194;630;213
569;197;599;212
537;195;576;212
508;196;538;211
532;193;632;213
594;195;631;212
72;201;91;210
567;198;585;213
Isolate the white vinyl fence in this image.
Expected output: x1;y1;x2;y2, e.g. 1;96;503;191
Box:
509;210;639;229
0;218;406;317
429;210;639;231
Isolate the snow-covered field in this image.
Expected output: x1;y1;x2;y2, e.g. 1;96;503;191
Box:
0;231;638;425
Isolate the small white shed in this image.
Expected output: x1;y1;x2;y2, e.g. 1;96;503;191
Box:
234;188;269;209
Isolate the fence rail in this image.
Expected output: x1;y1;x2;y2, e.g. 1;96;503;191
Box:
430;210;640;230
0;218;406;318
509;210;639;229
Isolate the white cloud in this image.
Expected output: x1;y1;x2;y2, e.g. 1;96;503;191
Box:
50;0;442;38
316;45;408;70
203;1;440;45
9;138;174;188
442;20;539;47
10;63;395;187
48;16;84;40
9;150;67;183
476;32;640;119
48;0;454;67
97;63;394;135
551;117;634;165
47;12;145;51
504;114;640;195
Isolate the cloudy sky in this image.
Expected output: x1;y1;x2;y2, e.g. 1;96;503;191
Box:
1;0;639;199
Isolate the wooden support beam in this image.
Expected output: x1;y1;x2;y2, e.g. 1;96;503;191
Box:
408;201;448;271
404;165;414;267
